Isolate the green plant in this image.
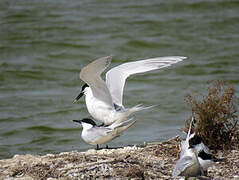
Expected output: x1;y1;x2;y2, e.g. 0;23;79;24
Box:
185;81;239;151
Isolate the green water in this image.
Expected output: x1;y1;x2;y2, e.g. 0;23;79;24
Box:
0;0;238;159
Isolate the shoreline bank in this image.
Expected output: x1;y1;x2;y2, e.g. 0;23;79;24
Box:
0;137;238;179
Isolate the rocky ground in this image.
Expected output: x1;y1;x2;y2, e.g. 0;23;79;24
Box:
0;136;239;180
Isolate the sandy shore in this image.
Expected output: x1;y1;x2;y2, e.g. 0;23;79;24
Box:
0;136;238;180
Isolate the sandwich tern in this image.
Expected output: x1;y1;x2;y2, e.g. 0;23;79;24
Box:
189;134;221;172
73;118;136;149
173;140;204;177
179;116;221;174
74;56;186;125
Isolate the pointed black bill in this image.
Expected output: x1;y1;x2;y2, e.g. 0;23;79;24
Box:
72;119;81;123
73;92;84;103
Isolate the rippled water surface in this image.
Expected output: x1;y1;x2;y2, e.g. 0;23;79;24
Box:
0;0;239;159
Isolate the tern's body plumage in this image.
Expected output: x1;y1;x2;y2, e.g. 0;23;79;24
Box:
173;118;204;177
74;56;186;125
173;147;203;177
73;118;136;148
174;117;221;177
83;86;142;125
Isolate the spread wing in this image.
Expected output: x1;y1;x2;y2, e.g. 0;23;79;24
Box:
106;56;186;107
80;56;113;106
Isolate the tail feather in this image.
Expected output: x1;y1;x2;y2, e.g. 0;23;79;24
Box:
126;104;156;115
112;104;156;125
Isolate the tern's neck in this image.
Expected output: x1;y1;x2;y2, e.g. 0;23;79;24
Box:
84;87;93;98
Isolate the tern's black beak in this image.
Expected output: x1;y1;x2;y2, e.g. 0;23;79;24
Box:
73;92;84;103
72;119;81;124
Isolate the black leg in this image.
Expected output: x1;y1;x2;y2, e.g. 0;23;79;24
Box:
96;144;99;150
106;145;109;149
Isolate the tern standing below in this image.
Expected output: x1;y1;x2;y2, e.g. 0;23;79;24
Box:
73;118;136;149
74;56;186;125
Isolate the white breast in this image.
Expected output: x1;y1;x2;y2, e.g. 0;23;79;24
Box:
84;87;118;124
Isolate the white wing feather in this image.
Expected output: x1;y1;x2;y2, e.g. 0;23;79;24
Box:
106;56;186;106
173;156;194;177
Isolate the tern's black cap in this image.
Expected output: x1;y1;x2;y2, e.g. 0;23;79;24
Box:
189;135;203;147
81;83;89;91
73;118;96;126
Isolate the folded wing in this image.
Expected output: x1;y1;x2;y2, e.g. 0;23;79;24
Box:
108;118;136;138
173;156;194;177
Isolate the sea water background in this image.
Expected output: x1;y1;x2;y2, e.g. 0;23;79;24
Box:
0;0;238;159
